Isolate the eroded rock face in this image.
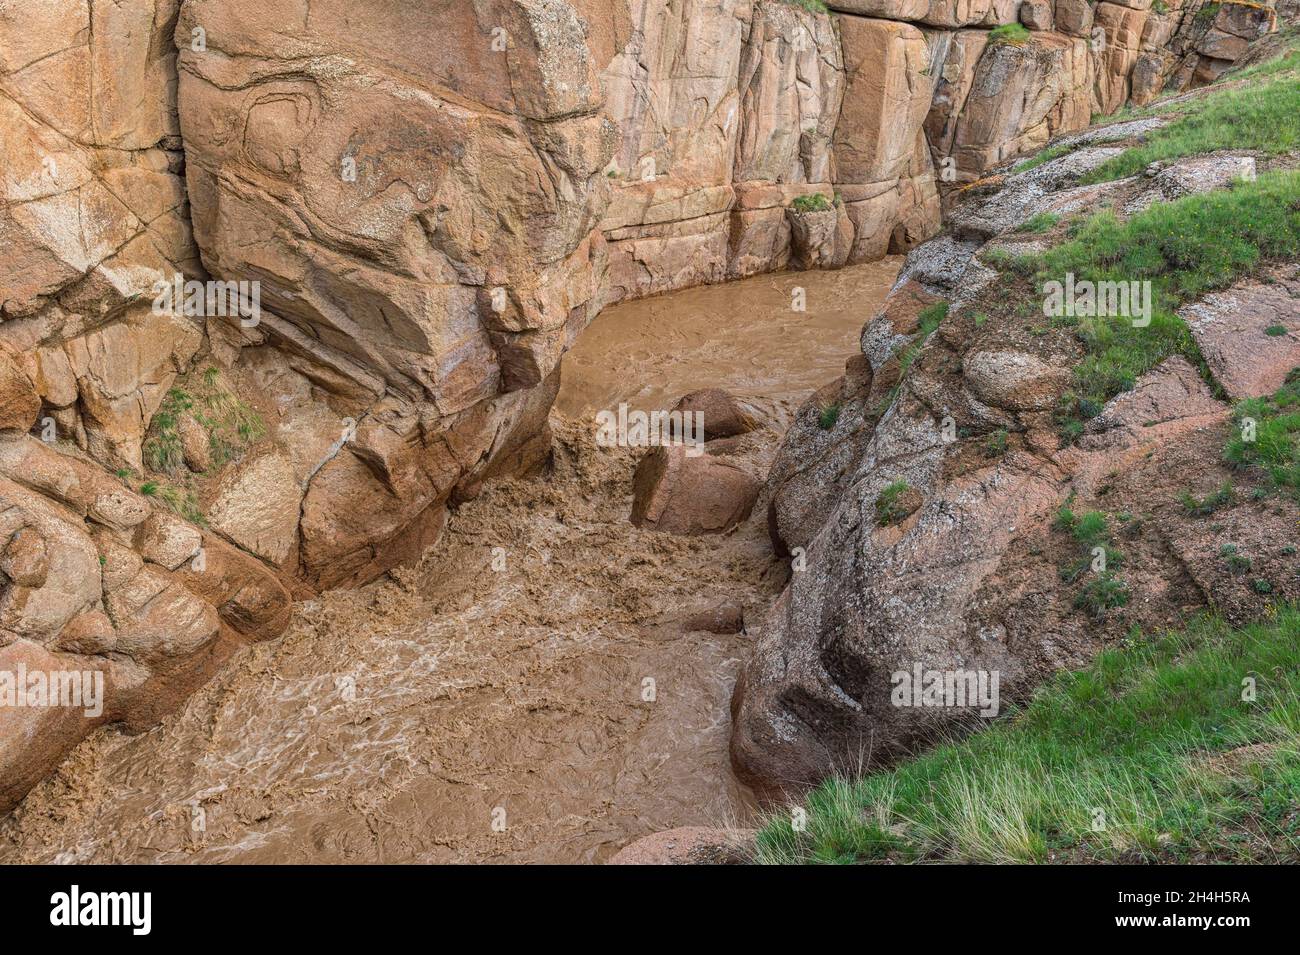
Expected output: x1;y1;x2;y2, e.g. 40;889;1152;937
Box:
944;32;1094;181
0;434;291;812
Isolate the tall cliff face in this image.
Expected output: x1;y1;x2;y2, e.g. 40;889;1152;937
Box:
0;0;1284;811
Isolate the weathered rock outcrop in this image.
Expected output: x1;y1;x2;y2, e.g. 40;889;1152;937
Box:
731;55;1300;795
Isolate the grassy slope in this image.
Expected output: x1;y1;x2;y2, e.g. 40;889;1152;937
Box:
1045;170;1300;438
757;607;1300;864
1083;49;1300;183
1002;38;1300;439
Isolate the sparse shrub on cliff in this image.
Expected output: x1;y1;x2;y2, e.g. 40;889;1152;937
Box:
144;387;192;475
755;607;1300;863
139;367;264;527
988;23;1031;46
818;402;841;430
875;302;949;415
1196;2;1222;24
1074;573;1130;616
1179;481;1236;516
145;369;264;477
195;369;266;468
791;192;832;213
983;429;1008;458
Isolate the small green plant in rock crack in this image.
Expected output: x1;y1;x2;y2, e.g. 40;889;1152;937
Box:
983;429;1008;458
1055;504;1129;612
875;301;949;416
140;366;265;526
876;480;918;527
1219;543;1252;575
817;402;842;430
1179;481;1236;517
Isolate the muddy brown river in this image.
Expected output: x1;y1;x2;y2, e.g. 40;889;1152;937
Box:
0;259;900;864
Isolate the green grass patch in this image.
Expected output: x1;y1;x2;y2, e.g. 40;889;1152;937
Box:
1225;369;1300;498
818;402;842;430
1055;506;1129;612
982;248;1042;275
988;23;1031;46
755;606;1300;864
1042;171;1300;439
984;429;1008;458
791;192;832;213
1017;212;1061;234
780;0;829;12
1179;481;1237;516
1082;57;1300;183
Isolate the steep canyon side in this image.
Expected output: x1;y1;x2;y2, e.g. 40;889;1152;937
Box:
0;0;1286;811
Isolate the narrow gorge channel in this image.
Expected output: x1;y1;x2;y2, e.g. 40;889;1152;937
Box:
0;261;901;864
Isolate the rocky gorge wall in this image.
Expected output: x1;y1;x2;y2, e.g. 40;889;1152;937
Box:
0;0;1285;812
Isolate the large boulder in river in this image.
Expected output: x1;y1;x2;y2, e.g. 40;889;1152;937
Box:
632;445;760;536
